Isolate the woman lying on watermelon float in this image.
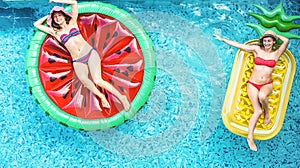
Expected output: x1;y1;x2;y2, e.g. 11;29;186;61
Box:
34;0;130;111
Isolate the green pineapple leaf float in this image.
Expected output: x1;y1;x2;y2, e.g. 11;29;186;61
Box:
246;2;300;39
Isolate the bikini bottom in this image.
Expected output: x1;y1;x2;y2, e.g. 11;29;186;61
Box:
247;80;273;91
72;48;94;64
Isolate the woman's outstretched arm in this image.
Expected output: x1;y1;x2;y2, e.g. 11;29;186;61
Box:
214;34;258;53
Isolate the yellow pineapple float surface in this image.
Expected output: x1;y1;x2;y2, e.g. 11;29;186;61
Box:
222;40;295;140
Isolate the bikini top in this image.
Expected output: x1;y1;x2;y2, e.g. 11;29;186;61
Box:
254;57;276;68
60;28;81;45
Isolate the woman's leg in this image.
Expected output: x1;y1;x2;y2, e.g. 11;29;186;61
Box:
246;83;263;151
258;83;273;125
87;50;130;111
73;62;110;108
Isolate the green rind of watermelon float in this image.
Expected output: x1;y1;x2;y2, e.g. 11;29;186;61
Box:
26;2;156;131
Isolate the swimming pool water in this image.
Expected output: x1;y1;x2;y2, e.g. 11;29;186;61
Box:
0;0;299;167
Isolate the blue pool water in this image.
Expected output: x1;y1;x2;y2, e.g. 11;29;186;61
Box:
0;0;299;167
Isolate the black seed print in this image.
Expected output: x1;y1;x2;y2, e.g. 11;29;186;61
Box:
114;68;120;73
60;75;67;80
124;47;131;53
48;58;56;64
112;31;118;37
74;81;79;89
62;92;69;99
106;32;110;40
50;77;57;82
127;66;134;71
53;53;60;58
61;57;68;61
71;91;75;98
118;86;124;92
116;50;121;55
91;38;95;47
103;42;107;49
122;71;129;76
83;97;87;107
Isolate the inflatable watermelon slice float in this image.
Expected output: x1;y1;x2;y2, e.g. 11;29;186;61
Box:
26;2;156;131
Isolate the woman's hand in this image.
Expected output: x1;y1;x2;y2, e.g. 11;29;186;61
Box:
213;34;223;41
213;33;257;52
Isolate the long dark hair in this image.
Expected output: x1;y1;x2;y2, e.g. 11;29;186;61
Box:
51;11;71;30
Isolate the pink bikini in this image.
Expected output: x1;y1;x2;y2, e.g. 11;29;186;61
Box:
60;28;81;45
60;28;94;65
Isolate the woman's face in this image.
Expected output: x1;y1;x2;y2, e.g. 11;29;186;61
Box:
262;37;275;50
53;12;65;25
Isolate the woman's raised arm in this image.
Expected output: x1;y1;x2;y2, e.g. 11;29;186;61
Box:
275;34;289;59
50;0;78;21
34;15;55;36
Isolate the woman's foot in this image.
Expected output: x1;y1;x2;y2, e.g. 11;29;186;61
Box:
247;138;258;151
120;95;130;111
264;112;270;125
100;97;111;109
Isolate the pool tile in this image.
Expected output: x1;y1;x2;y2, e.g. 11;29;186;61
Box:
0;18;13;29
0;8;13;16
14;8;33;17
